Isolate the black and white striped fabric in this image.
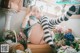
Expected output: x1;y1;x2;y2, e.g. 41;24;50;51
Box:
39;5;80;49
49;5;80;29
39;17;55;48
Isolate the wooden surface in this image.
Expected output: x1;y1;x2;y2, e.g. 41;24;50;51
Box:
28;44;53;53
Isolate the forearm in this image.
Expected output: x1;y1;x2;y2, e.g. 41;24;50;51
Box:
22;16;29;28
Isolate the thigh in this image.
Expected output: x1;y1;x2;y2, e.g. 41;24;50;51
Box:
29;23;45;44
